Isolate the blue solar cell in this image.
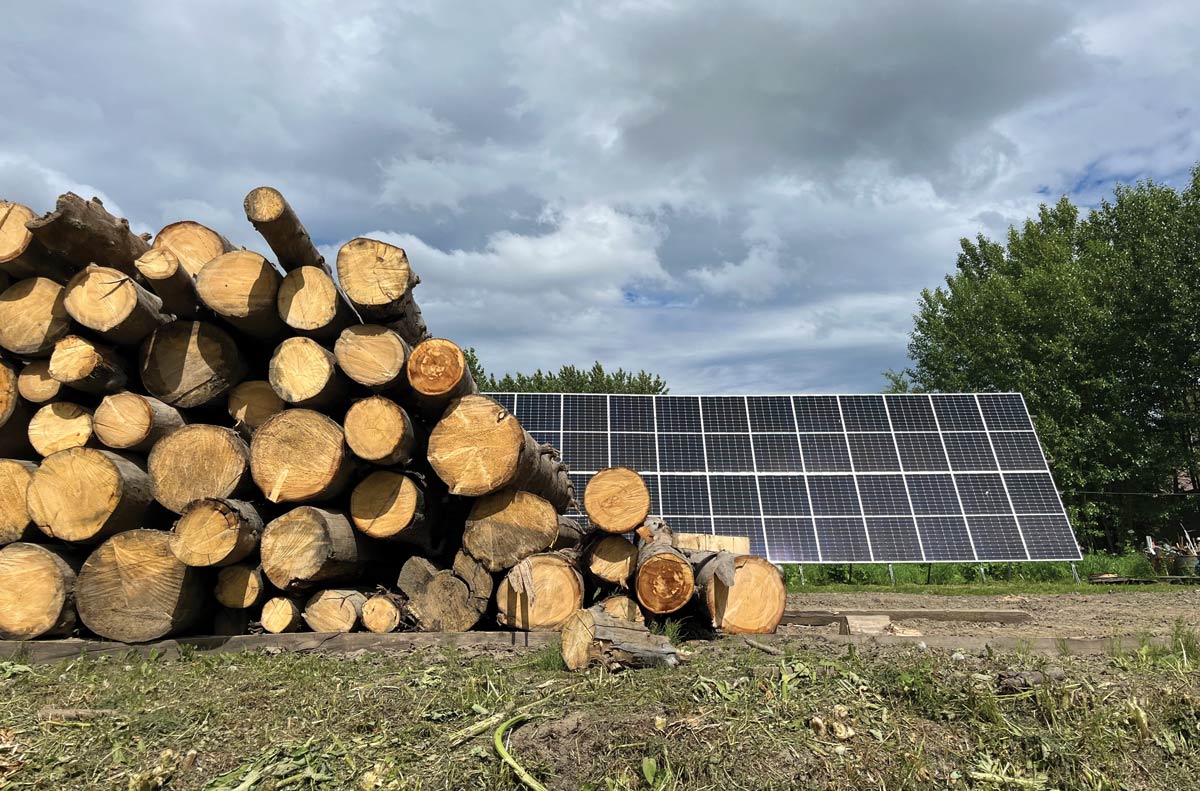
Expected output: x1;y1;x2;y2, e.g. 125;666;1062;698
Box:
656;396;701;432
917;516;976;560
610;395;655;432
658;434;706;472
702;396;748;432
709;475;760;516
659;475;710;515
885;395;938;431
978;393;1034;431
815;517;871;562
847;433;901;472
764;518;820;562
840;395;890;432
611;433;657;472
866;517;923;561
560;432;608;472
752;434;804;472
793;396;843;432
931;394;985;431
562;394;607;431
748;396;796;432
516;394;560;431
705;434;754;472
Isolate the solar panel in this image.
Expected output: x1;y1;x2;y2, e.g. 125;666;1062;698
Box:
486;392;1081;564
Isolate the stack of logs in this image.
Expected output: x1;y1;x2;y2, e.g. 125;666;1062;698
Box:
0;189;786;667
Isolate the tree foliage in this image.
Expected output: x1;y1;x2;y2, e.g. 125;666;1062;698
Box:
899;168;1200;551
464;348;668;395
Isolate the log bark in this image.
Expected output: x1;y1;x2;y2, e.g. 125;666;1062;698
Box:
0;359;33;459
26;448;152;543
343;396;420;466
302;588;368;633
462;489;559;572
553;516;587;551
195;251;286;339
170;498;262;568
0;543;82;639
243;187;326;272
361;591;406;633
693;552;785;635
634;522;695;615
406;338;477;416
63;266;168;345
25;193;149;277
396;552;491;632
584;467;651;534
0;460;38;545
495;552;584;631
268;337;348;409
0;277;72;357
260;506;369;591
597;594;645;624
226;380;284;434
152;221;234;278
0;201;78;282
27;402;94;456
349;470;443;552
76;529;205;642
334;325;410;392
49;335;128;395
427;395;575;511
215;563;266;609
276;266;354;339
586;535;639;586
92;392;186;453
140;320;247;408
148;425;251;514
134;247;200;319
17;360;61;403
335;238;429;345
260;596;302;634
560;608;678;671
250;409;353;503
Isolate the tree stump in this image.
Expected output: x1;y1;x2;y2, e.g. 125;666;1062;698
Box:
148;425;251;514
93;392;186;453
0;277;72;357
27;448;152;543
140;320;247;408
170;498;262;567
250;409;353;503
0;543;81;640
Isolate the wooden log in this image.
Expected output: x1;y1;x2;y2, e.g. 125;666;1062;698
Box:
148;425;251;514
462;489;559;572
17;360;62;403
250;409;353;503
0;269;6;291
92;392;185;453
27;448;152;543
25;193;149;277
406;338;477;416
361;592;405;634
268;337;348;409
584;467;650;534
215;564;266;609
586;534;638;586
553;516;586;550
0;278;72;357
134;248;200;319
693;552;785;635
0;460;38;545
560;608;678;671
226;380;284;434
27;402;94;456
260;596;302;634
195;251;286;339
335;238;429;345
343;396;419;466
243;187;325;272
170;498;262;568
49;335;127;395
634;524;694;615
0;200;78;282
349;470;442;552
75;529;205;643
0;543;81;639
303;588;368;633
427;395;574;511
260;506;368;591
598;594;645;624
0;359;33;459
396;553;491;632
140;320;247;408
495;553;584;631
152;221;234;278
63;266;168;345
277;266;354;339
674;532;750;555
334;325;410;392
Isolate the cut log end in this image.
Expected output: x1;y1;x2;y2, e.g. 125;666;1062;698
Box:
302;588;367;633
148;425;250;514
260;506;362;590
227;380;284;431
495;554;584;631
361;593;404;633
140;320;247;408
427;395;529;497
704;555;786;635
584;467;651;534
268;336;346;408
560;608;678;672
407;338;473;401
153;221;233;278
587;534;639;586
243;186;287;223
350;470;421;540
0;460;37;545
250;410;350;503
93;392;185;452
463;490;558;572
0;543;79;640
17;360;61;403
277;266;349;336
0;277;71;357
260;597;302;633
49;335;127;394
170;498;262;567
334;325;410;389
196;251;284;337
336;238;413;312
215;564;265;609
28;402;93;457
63;266;166;345
27;448;151;544
599;594;645;624
636;552;694;615
344;396;417;465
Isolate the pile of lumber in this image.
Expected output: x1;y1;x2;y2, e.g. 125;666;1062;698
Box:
0;189;786;666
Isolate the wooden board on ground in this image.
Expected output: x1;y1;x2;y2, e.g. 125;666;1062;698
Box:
782;608;1032;626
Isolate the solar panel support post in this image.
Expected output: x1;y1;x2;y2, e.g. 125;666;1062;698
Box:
799;566;805;586
887;564;895;586
977;564;987;582
925;563;932;585
1070;562;1080;583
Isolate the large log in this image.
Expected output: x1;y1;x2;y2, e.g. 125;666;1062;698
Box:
396;552;491;632
361;591;406;634
250;409;353;503
0;460;38;545
334;325;410;392
26;448;152;543
560;608;678;671
268;337;348;409
25;193;149;277
75;529;205;643
195;251;286;339
49;335;127;395
335;238;428;345
693;552;785;635
260;506;368;591
0;359;33;458
92;392;186;453
406;338;477;416
462;489;559;572
0;278;72;357
0;201;77;282
427;395;574;511
169;498;262;568
260;596;303;634
584;467;651;534
495;552;584;631
277;266;354;339
597;594;645;624
63;266;168;345
215;564;266;610
586;534;638;587
134;248;200;319
349;470;441;551
634;522;695;615
302;588;368;633
140;320;247;408
243;187;325;272
152;221;234;278
17;360;61;404
148;425;251;514
27;402;94;457
343;396;419;466
0;543;82;640
226;380;284;434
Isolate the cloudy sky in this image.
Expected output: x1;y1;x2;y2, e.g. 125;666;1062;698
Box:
3;1;1197;394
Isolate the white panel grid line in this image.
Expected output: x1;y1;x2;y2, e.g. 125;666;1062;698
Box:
651;395;663;524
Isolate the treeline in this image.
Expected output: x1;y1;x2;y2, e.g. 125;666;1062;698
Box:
465;351;668;395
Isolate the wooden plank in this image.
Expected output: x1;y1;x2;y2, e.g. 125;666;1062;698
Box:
747;632;1166;656
674;532;750;554
782;608;1031;626
838;615;890;636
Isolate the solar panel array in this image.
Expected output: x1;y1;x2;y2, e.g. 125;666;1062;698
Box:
485;392;1081;564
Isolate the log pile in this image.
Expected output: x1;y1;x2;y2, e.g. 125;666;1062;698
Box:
0;188;787;664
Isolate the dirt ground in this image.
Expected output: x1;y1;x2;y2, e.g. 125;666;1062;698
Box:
785;589;1200;639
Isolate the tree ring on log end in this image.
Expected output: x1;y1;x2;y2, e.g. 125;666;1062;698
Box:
706;555;786;634
350;470;419;539
427;395;526;496
407;338;466;398
27;448;124;542
636;553;694;615
584;467;651;534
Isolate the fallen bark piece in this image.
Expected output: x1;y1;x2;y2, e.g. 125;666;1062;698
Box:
695;552;786;635
25;193;149;277
63;265;168;345
0;277;72;357
243;187;325;272
27;448;152;543
277;266;353;339
49;335;127;395
0;460;38;545
268;336;349;410
140;320;247;408
0;542;81;639
343;396;419;466
0;200;78;282
463;490;559;572
196;250;286;339
226;380;284;433
27;402;94;457
93;392;186;453
260;596;303;634
170;498;262;567
334;325;410;392
560;608;678;671
250;409;353;503
584;467;650;534
495;553;584;631
303;588;368;633
215;564;266;610
148;425;251;514
260;506;368;591
336;238;428;345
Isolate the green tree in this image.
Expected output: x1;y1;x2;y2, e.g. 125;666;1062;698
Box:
897;168;1200;551
463;349;668;395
